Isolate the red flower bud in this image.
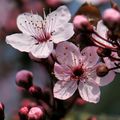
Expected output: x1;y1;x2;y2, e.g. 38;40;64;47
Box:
0;102;5;120
16;70;33;89
88;116;97;120
28;107;45;120
29;86;42;99
19;106;29;120
102;8;120;30
96;64;109;77
45;0;60;8
97;48;111;57
73;15;93;32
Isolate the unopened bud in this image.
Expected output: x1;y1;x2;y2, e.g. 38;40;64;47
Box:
29;86;42;99
73;15;93;32
45;0;60;8
16;70;33;89
102;8;120;29
0;102;5;120
88;116;97;120
19;106;29;120
75;98;87;106
96;64;109;77
97;48;111;57
28;107;44;120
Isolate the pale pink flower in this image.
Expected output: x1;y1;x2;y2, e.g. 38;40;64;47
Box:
6;6;74;58
92;20;117;50
53;42;115;103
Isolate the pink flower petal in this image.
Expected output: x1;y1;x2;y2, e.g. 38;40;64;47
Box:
46;5;71;29
17;13;43;36
31;41;53;58
6;33;36;52
104;53;120;73
54;63;72;81
104;57;114;68
53;80;77;100
92;20;116;49
55;42;81;67
81;46;99;67
78;81;100;103
95;70;115;86
52;23;74;44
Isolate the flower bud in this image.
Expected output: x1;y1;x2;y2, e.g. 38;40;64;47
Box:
45;0;60;8
16;70;33;89
28;107;45;120
0;102;5;120
96;64;109;77
29;86;42;99
88;116;97;120
75;98;87;106
73;15;93;32
19;106;29;120
102;8;120;29
97;48;111;57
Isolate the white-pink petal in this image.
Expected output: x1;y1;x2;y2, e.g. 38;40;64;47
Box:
95;70;115;86
53;80;77;100
81;46;99;67
92;20;116;49
52;23;74;44
104;53;120;73
31;41;53;58
78;81;100;103
56;42;81;67
17;13;43;36
6;33;36;52
46;5;71;28
54;63;71;81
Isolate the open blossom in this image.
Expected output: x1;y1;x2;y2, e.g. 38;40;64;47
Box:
53;42;115;103
6;6;74;58
92;20;118;50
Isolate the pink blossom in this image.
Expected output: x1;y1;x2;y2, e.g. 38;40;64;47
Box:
53;42;115;103
92;20;117;50
6;6;74;58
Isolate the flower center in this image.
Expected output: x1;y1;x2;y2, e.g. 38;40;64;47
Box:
37;32;51;43
73;67;84;77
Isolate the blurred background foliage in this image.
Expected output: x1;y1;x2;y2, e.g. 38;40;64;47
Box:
0;0;120;120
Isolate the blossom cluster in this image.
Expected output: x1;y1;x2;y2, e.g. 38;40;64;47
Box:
1;0;120;120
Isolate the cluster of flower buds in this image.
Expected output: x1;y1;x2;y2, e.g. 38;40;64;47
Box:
19;106;45;120
16;70;50;120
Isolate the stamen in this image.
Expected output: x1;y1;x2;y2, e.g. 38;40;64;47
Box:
43;8;46;20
